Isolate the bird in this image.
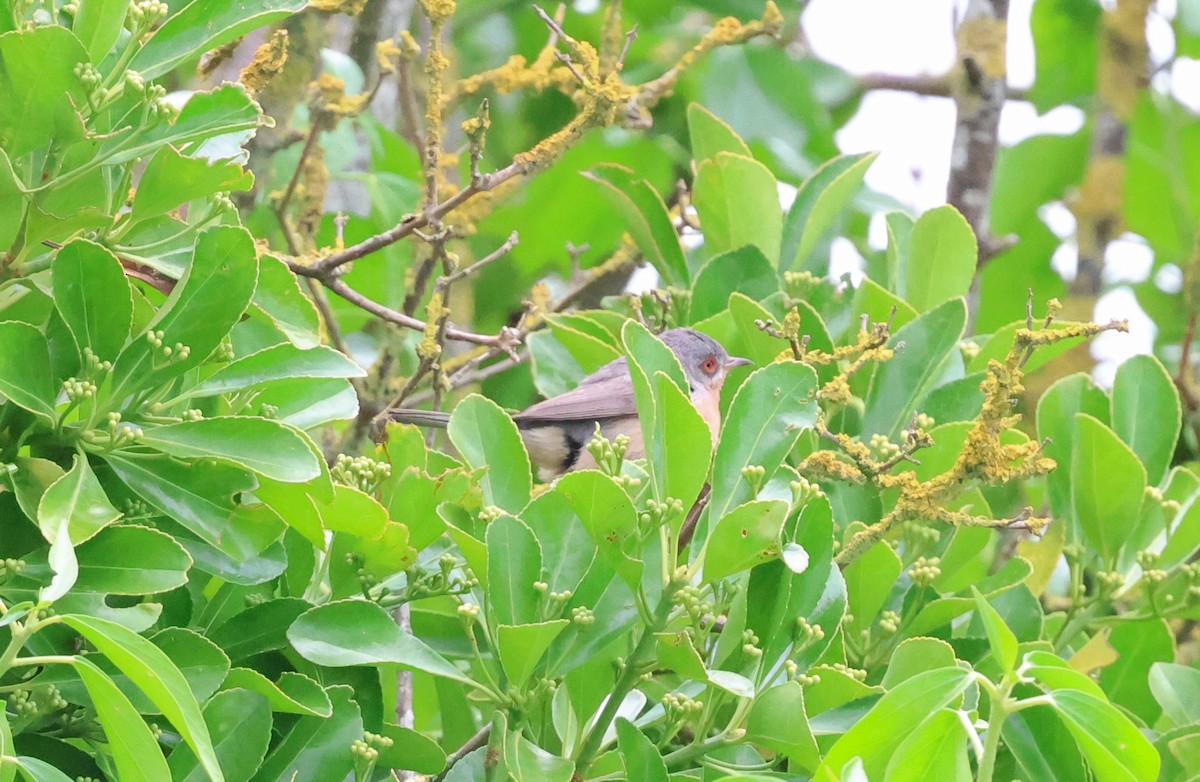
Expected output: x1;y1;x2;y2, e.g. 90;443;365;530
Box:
388;327;751;480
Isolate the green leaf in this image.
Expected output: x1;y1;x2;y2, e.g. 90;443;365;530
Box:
704;499;789;581
447;394;531;514
208;597;311;662
1111;354;1181;485
706;361;819;530
583;163;689;286
990;132;1090;234
286;599;474;686
968;320;1091;376
555;469;641;586
250;685;362;782
486;514;542;627
687;103;752;162
251;254;322;349
36;454;122;545
781;152;878;271
105;453;284;560
129;0;307;80
882;710;970;782
616;719;669;782
375;724;447;775
1050;689;1160;782
862;297;967;439
218;669;331;717
690;245;780;322
108;226;259;403
0;150;25;249
881;637;958;689
185;343;365;398
73;0;127;62
497;621;569;687
972;587;1019;674
42;522;77;604
693;152;783;265
0;320;57;422
167;688;271;782
844;539;902;638
139;417;322;483
255;377;357;431
1037;373;1110;520
11;756;75;782
63;616;222;782
1097;619;1174;725
73;524;190;594
131;146;253;223
1071;413;1147;564
746;682;819;770
1149;662;1200;728
1;702;13;782
51;239;132;363
817;668;972;779
103;85;263;165
507;733;574;782
73;658;172;782
652;371;712;513
885;211;915;294
655;631;708;679
899;205;978;312
1028;0;1100;111
0;27;88;156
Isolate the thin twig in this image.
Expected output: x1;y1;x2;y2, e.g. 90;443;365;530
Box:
324;277;506;346
432;725;491;782
443;231;519;285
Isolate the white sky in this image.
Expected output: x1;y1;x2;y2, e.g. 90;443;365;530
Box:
801;0;1200;383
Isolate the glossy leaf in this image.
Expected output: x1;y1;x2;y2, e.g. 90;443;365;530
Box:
1071;413;1146;564
129;0;308;79
862;297;967;439
1097;619;1174;725
583;163;689;285
252;255;322;349
72;0;127;61
286;599;474;686
1050;689;1160;782
616;719;669;782
707;361;818;530
64;617;222;782
882;710;970;782
687;103;752;162
73;525;190;595
209;598;311;662
497;621;569;687
691;245;779;321
447;394;531;514
0;320;57;421
108;226;259;403
704;499;789;581
250;685;362;782
138;417;322;483
73;658;172;782
818;668;972;779
898;205;977;312
185;343;365;398
745;682;819;769
1111;354;1181;484
51;240;132;363
486;514;543;627
131;147;253;223
1149;662;1200;727
844;539;902;638
0;27;87;156
167;688;271;782
781;151;877;270
36;454;121;545
1037;373;1110;520
218;669;331;717
972;587;1018;674
693;151;783;265
106;454;284;560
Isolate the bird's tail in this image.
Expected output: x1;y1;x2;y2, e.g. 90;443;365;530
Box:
385;408;452;429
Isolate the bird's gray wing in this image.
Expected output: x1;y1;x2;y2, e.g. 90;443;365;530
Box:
515;357;638;424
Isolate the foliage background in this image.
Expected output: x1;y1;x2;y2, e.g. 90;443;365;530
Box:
2;0;1200;780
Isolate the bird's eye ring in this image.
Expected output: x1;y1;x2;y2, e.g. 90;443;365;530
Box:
701;356;719;374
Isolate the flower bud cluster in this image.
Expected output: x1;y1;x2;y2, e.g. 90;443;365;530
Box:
586;428;631;477
332;453;392;494
740;464;766;493
62;377;97;402
146;330;191;363
639;497;683;531
868;433;900;460
351;731;394;764
908;555;941;587
126;0;168;30
662;692;704;716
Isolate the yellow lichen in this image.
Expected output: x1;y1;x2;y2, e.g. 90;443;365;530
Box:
956;16;1007;80
420;0;455;23
308;0;368;14
376;38;403;74
417;290;449;360
239;30;289;98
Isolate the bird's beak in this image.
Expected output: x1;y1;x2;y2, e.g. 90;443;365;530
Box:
725;356;753;370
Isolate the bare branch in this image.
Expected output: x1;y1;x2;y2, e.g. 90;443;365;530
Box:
443;231;520;285
324;277;509;347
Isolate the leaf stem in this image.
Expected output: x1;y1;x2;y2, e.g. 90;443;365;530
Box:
975;672;1016;782
573;583;678;774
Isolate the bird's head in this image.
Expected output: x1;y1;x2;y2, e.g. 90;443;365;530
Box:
660;327;752;396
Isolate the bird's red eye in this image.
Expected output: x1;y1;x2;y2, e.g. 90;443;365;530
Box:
701;356;719;374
